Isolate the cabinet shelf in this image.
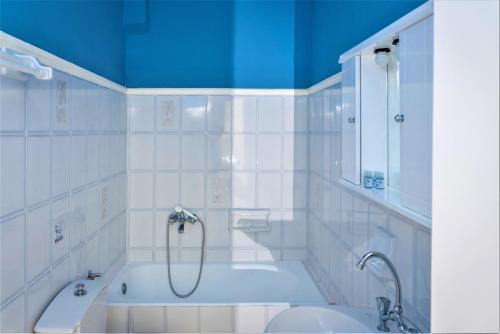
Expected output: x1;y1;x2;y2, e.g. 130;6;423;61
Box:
339;179;431;229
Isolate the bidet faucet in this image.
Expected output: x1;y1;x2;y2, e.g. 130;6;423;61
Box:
357;251;418;333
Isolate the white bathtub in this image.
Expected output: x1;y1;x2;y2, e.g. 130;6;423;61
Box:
107;261;325;306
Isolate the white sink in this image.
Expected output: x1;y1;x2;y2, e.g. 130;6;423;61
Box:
265;305;388;333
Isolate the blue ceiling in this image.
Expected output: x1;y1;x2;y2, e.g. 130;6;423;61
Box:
0;0;425;88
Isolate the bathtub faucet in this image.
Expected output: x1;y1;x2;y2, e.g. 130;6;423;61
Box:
168;206;199;234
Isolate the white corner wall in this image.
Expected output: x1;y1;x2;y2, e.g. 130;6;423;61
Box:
432;0;499;333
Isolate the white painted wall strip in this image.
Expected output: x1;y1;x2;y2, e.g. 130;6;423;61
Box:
126;87;308;96
306;72;342;94
338;0;433;63
0;31;127;94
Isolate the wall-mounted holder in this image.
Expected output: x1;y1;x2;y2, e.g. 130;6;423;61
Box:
0;47;52;81
229;209;271;232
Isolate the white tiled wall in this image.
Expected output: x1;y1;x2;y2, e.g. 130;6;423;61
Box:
128;95;308;262
0;72;127;333
305;84;431;331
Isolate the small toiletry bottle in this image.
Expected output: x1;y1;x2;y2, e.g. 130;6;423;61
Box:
374;171;385;189
363;171;373;188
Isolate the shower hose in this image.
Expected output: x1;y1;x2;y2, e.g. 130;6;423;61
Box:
166;218;205;298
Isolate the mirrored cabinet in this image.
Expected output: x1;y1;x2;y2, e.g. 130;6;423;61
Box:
339;11;433;223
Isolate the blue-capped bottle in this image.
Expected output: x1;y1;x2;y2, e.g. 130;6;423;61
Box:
363;170;373;188
374;171;385;189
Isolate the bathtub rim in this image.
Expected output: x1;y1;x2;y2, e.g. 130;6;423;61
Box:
107;261;327;307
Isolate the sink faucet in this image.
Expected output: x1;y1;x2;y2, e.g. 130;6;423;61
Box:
357;251;418;333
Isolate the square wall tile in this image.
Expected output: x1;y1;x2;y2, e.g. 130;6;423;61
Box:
132;306;164;333
86;83;101;131
206;250;230;262
257;249;280;261
52;136;70;196
98;135;110;179
231;172;256;208
70;76;86;132
155;211;179;248
283;172;307;209
49;257;70;295
206;211;230;248
156;134;179;170
130;212;153;247
130;173;154;209
283;211;307;247
27;205;50;281
258;173;281;209
27;136;50;206
181;210;204;247
85;235;100;272
86;185;100;237
200;306;233;333
0;136;25;217
181;173;205;208
257;216;282;248
98;227;110;271
207;134;231;170
130;134;154;170
70;246;85;280
166;307;199;333
232;96;257;133
51;71;70;131
0;215;25;304
207;172;231;208
71;135;86;189
235;306;266;333
258;96;283;132
107;307;129;334
51;197;70;263
182;95;207;131
181;134;206;170
257;134;282;170
0;77;25;131
0;293;25;333
232;134;256;170
156;95;180;131
155;172;179;209
231;250;256;262
415;228;431;322
389;215;415;308
85;135;99;184
283;96;308;132
27;78;51;131
232;230;256;248
284;134;307;171
207;96;232;132
129;95;155;131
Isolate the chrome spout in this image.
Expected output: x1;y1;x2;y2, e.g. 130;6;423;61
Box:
357;251;402;311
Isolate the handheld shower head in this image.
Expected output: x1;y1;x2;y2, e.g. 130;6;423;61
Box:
174;206;199;223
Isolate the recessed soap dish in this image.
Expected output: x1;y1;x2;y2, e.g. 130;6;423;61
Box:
229;209;271;232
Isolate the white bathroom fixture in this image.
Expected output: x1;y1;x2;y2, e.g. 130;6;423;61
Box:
265;305;389;333
34;279;107;333
374;47;391;67
0;47;52;80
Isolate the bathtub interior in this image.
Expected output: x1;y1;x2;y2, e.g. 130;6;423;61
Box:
108;261;326;306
